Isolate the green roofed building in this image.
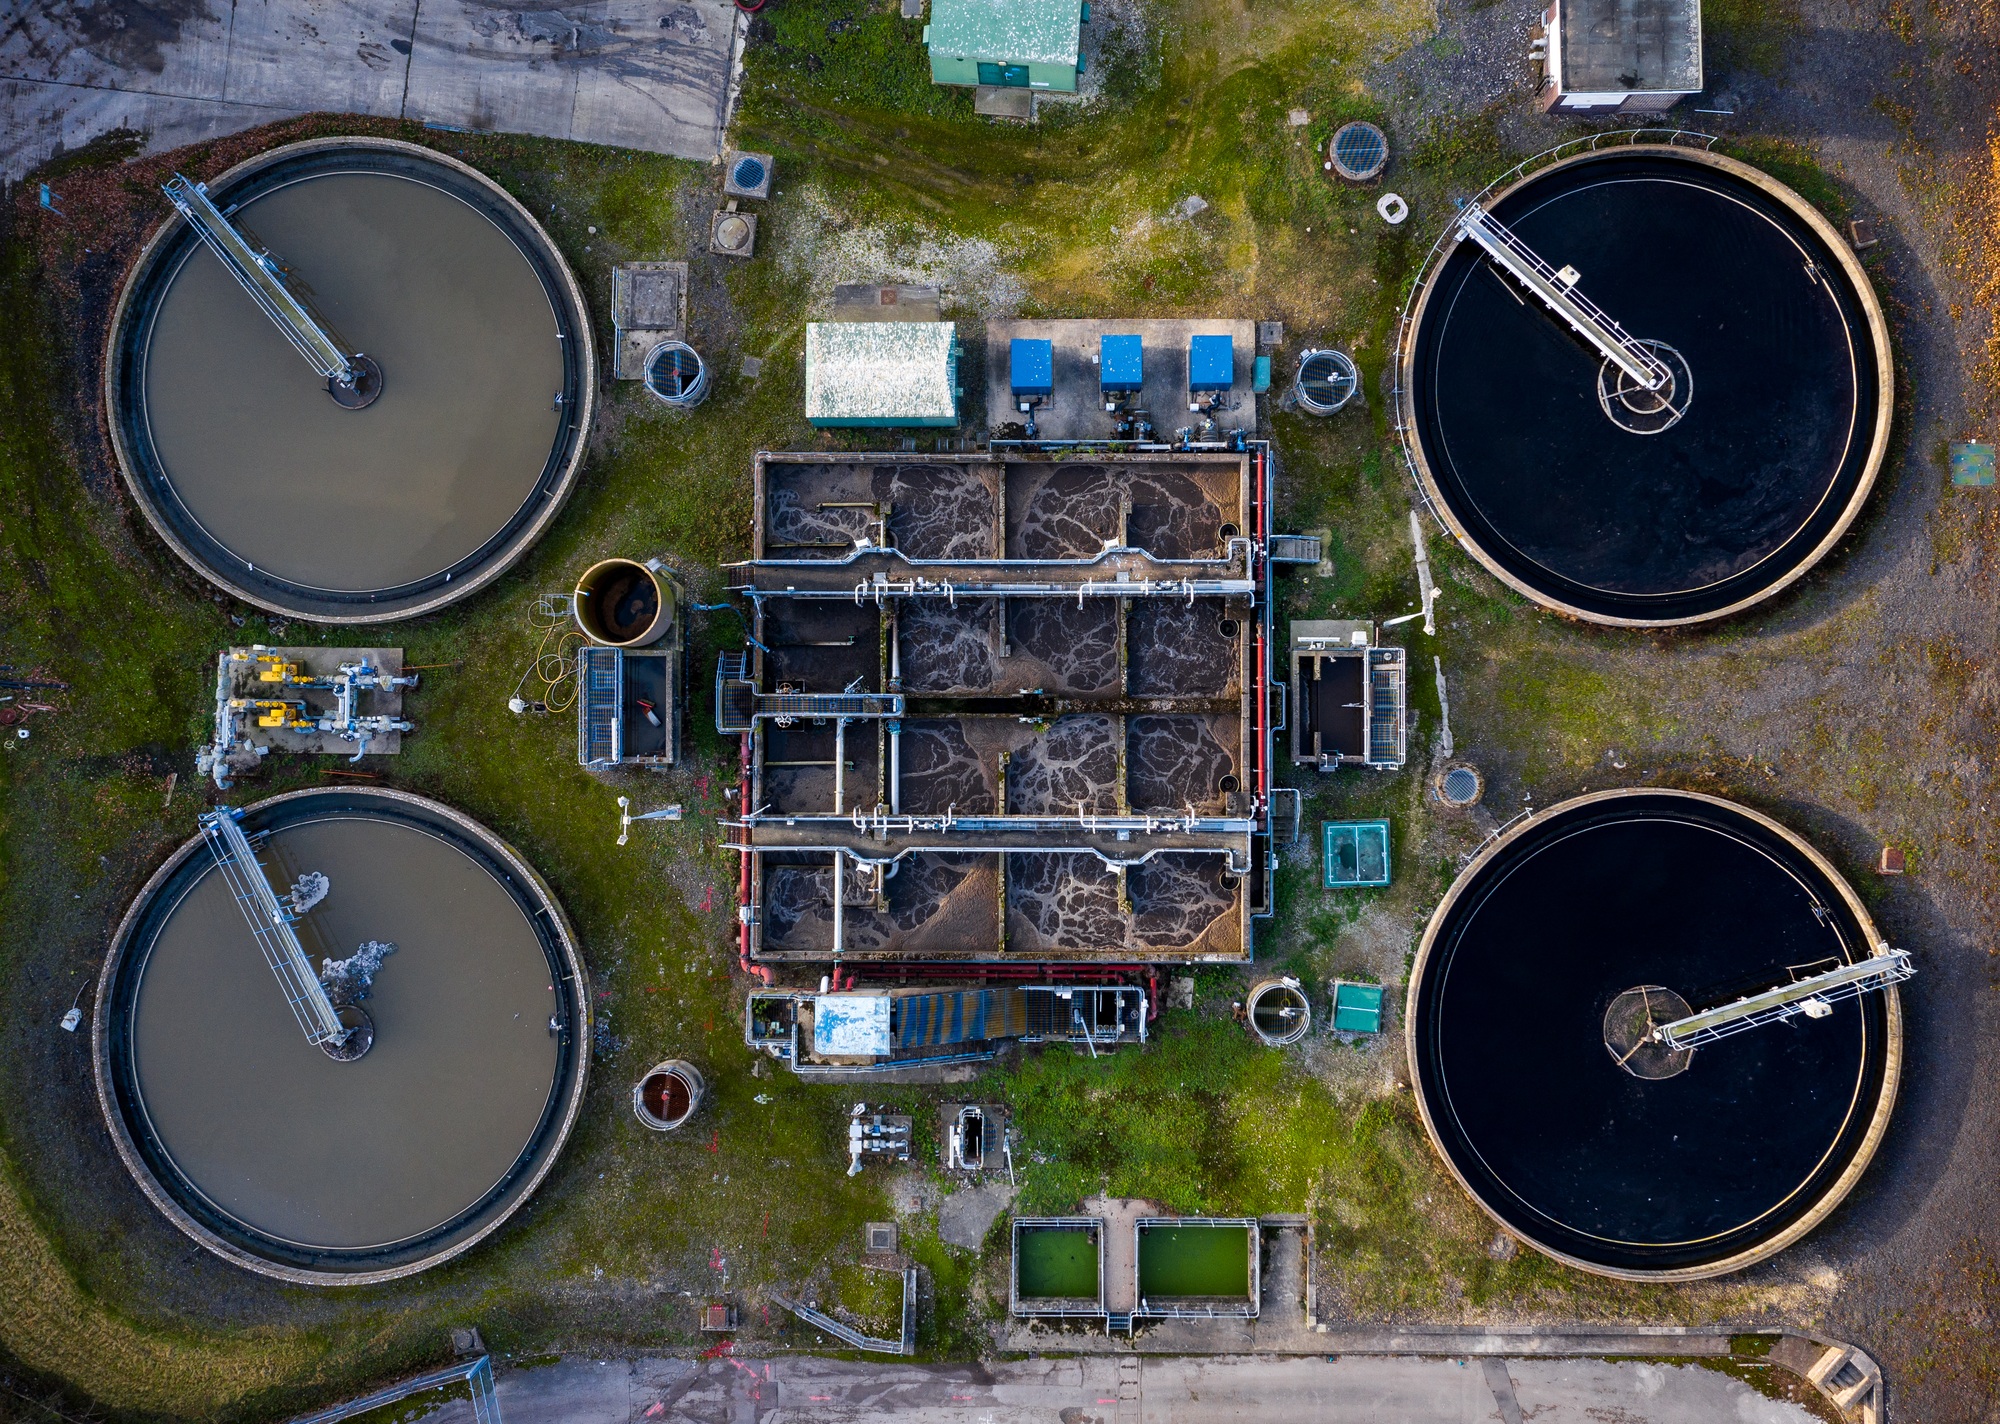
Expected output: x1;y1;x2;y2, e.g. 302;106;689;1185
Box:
923;0;1086;93
804;322;962;428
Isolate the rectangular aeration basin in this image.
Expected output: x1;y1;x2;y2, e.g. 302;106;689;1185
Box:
732;452;1263;964
1012;1218;1105;1316
1134;1218;1259;1318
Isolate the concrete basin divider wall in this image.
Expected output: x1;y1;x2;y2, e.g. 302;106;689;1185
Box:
1134;1217;1261;1319
1010;1217;1107;1317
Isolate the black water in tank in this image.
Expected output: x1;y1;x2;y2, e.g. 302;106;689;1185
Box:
1409;792;1893;1273
1408;152;1882;622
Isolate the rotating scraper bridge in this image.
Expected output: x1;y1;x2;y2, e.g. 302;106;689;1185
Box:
723;450;1300;965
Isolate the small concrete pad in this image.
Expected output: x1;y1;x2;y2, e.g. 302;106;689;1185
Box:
974;85;1035;119
832;283;943;323
612;261;688;380
937;1181;1016;1249
984;317;1258;440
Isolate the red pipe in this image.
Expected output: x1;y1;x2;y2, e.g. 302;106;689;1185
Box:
736;732;772;984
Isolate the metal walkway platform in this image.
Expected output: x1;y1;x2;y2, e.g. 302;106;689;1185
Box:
162;173;373;402
198;807;347;1048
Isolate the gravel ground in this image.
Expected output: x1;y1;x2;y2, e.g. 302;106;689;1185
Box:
1375;0;2000;1416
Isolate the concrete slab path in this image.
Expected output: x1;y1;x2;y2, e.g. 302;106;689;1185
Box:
416;1352;1820;1424
0;0;746;181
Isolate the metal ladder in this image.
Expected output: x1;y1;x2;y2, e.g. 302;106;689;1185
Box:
1265;533;1323;564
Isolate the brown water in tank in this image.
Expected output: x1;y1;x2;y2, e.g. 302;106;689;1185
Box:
644;1072;690;1122
584;565;660;642
131;815;560;1250
143;171;565;593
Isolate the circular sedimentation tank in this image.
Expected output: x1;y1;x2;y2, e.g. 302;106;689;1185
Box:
1406;789;1901;1279
107;138;595;623
95;788;589;1283
1398;145;1890;626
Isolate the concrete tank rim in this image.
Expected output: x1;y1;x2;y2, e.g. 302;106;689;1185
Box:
1400;787;1902;1281
92;785;593;1286
573;557;675;647
1394;144;1892;629
103;135;598;626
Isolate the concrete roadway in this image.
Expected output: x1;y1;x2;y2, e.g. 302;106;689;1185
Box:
434;1353;1819;1424
0;0;746;181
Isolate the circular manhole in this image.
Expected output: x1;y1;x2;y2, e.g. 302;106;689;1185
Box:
1295;349;1359;415
643;340;710;409
731;156;767;191
1436;764;1484;807
1329;122;1389;182
715;214;753;251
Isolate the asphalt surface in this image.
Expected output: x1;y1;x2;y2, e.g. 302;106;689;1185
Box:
0;0;746;180
428;1353;1818;1424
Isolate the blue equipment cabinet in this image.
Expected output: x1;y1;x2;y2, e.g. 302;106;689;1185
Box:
1100;334;1143;395
1189;334;1233;393
1010;338;1053;398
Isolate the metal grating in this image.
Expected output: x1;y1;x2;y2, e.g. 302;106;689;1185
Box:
1330;122;1388;182
578;646;621;767
732;157;767;190
1440;765;1481;805
1366;649;1406;768
1295;350;1358;414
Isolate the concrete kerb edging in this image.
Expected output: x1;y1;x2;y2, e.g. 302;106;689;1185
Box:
984;1325;1888;1419
1401;787;1903;1284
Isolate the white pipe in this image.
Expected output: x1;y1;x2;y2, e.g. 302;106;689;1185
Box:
831;849;844;956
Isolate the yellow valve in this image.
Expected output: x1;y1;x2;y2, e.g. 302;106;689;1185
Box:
256;655;300;683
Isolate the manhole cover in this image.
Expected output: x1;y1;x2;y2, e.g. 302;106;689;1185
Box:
1438;765;1483;806
1330;122;1389;182
732;156;767;191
